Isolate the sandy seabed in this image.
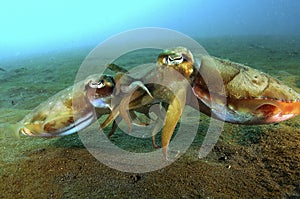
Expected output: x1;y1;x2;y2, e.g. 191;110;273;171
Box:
0;35;300;198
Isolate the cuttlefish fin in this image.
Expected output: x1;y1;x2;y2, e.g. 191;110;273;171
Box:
1;123;22;138
253;100;300;123
228;98;300;123
161;88;187;160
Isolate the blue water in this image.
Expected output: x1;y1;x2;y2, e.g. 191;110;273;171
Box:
1;0;300;59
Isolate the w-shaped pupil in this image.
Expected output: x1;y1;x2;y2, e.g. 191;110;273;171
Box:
168;56;174;62
168;55;183;64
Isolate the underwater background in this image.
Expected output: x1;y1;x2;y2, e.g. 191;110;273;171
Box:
1;0;300;198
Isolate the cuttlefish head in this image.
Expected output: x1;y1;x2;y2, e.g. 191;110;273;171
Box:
85;75;115;109
157;47;195;78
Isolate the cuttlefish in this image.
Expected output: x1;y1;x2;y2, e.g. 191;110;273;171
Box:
15;47;300;160
104;47;300;159
16;73;152;138
17;74;115;137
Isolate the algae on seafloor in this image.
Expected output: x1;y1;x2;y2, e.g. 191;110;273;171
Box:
0;36;299;198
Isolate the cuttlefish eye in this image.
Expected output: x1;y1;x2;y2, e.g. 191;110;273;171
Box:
168;56;174;63
87;75;115;89
85;75;115;108
88;80;105;89
163;54;184;65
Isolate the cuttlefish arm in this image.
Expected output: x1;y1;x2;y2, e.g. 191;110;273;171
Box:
101;80;153;130
161;87;186;159
155;47;196;159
